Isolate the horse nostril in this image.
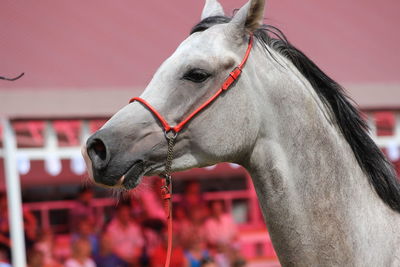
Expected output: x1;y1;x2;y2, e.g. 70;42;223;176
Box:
87;137;110;170
92;139;107;161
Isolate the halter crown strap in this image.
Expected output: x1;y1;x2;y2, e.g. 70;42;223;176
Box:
129;34;253;134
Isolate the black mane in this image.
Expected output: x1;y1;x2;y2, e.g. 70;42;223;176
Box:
191;16;400;213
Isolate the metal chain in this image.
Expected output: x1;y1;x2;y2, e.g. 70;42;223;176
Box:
160;131;176;267
161;131;177;186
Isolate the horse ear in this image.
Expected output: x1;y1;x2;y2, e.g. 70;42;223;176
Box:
230;0;265;33
201;0;225;20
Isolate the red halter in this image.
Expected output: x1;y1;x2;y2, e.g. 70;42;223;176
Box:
129;35;253;134
128;35;253;267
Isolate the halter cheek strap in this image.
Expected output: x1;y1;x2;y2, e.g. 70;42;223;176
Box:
129;34;253;134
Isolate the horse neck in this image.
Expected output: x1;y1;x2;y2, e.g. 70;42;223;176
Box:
242;49;400;265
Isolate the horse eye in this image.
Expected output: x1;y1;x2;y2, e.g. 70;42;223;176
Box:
182;69;211;83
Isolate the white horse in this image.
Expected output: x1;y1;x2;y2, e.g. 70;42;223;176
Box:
82;0;400;265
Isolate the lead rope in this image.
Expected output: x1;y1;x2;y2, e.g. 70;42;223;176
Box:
160;131;177;267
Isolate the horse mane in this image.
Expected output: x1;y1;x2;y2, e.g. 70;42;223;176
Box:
191;16;400;213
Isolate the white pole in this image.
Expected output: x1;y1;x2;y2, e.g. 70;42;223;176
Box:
2;118;27;267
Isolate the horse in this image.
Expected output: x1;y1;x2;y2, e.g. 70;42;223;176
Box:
82;0;400;265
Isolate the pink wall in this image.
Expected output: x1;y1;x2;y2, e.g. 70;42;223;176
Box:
1;0;399;91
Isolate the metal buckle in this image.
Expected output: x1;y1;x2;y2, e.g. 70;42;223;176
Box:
161;174;172;187
164;130;178;141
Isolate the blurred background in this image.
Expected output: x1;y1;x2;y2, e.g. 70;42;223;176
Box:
0;0;399;266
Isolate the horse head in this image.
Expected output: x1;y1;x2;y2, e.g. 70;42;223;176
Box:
82;0;266;189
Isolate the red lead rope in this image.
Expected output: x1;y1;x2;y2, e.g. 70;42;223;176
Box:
129;35;254;267
161;179;172;267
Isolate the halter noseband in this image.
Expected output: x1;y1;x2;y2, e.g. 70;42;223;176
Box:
128;35;253;267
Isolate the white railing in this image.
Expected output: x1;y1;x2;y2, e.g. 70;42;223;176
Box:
23;198;115;230
366;111;400;148
23;188;258;232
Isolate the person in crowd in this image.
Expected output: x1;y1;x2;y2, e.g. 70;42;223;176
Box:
23;207;38;250
27;248;61;267
141;218;165;263
1;193;38;252
183;232;210;267
106;203;144;265
200;258;217;267
0;192;37;253
204;200;238;247
148;221;188;267
130;196;146;222
64;238;96;267
138;178;166;220
0;248;11;267
173;204;189;229
181;181;205;215
172;204;190;246
70;187;100;232
204;200;245;267
27;248;45;267
71;218;99;256
50;232;73;263
93;233;127;267
35;229;62;267
180;204;207;248
179;203;210;267
0;193;10;261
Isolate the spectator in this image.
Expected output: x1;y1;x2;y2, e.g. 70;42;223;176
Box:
204;200;244;267
27;249;44;267
149;221;188;267
0;248;11;267
35;229;61;267
130;196;145;220
0;192;37;253
0;193;10;261
1;193;38;254
184;233;210;267
180;204;210;267
106;204;144;265
64;238;96;267
180;204;207;249
72;219;99;256
204;200;238;247
181;181;205;215
23;207;38;250
200;257;217;267
138;178;165;220
70;187;99;232
52;233;72;263
93;233;127;267
141;218;165;258
27;248;61;267
173;204;189;229
172;204;189;246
